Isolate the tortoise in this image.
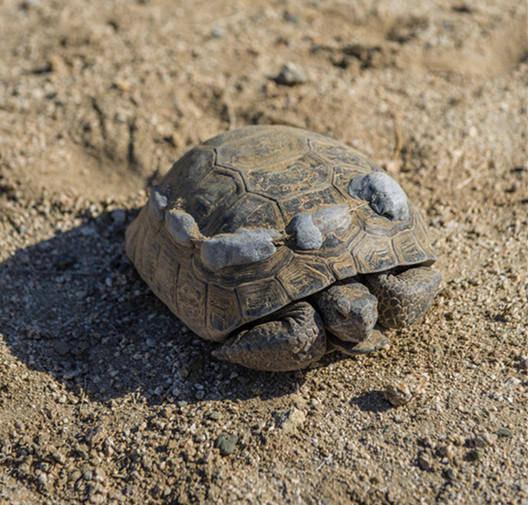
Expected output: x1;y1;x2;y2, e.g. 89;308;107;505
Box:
126;125;442;371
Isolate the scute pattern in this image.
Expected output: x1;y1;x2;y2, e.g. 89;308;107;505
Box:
207;285;241;340
216;128;308;170
246;153;330;199
212;193;284;234
126;125;437;340
176;269;207;330
237;278;290;319
279;185;347;222
161;147;215;199
277;255;335;299
186;169;243;228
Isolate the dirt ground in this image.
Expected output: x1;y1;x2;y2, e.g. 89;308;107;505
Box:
0;0;527;503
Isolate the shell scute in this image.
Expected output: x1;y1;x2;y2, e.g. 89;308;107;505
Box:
206;285;241;341
245;152;331;200
176;269;208;331
277;254;335;300
236;278;290;319
216;127;308;170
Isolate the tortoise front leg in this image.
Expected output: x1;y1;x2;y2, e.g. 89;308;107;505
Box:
364;266;442;329
212;302;327;372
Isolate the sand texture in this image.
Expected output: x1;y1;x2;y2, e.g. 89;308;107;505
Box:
0;0;527;503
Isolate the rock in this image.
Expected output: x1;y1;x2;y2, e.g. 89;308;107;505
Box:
211;26;224;38
435;445;455;460
215;433;238;456
383;373;428;407
274;407;306;433
504;376;521;387
273;63;307;86
464;449;480;462
497;427;512;438
283;11;299;24
442;467;455;481
465;436;487;448
111;210;126;226
417;451;434;472
53;339;71;356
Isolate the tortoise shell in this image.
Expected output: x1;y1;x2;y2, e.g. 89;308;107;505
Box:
126;126;436;341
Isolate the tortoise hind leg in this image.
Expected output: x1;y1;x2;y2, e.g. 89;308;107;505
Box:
364;266;442;329
212;302;327;372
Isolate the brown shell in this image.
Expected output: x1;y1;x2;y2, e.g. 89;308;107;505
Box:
126;126;436;341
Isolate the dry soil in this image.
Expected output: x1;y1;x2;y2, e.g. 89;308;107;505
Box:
0;0;527;504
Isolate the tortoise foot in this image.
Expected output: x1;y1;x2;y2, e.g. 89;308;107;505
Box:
329;330;390;356
365;266;442;329
212;302;327;372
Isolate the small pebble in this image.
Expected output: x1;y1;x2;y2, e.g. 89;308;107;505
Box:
497;427;512;438
417;452;434;472
383;373;428;407
442;468;455;480
210;26;224;38
274;407;306;433
111;210;126;226
465;436;487;448
215;433;238;456
465;449;480;462
273;62;307;86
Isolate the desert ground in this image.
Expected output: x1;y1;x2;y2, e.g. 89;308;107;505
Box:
0;0;527;503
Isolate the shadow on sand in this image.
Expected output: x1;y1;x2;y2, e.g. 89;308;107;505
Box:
0;210;304;405
350;390;392;413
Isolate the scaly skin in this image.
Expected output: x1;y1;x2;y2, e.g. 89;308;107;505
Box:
365;266;442;329
212;302;327;372
313;282;378;343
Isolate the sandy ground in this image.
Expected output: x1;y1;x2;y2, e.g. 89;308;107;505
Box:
0;0;527;503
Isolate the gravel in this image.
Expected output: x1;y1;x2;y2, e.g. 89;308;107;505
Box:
0;0;527;503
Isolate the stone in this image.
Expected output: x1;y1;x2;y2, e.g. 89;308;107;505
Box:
417;451;434;472
200;228;277;271
215;433;239;456
111;210;126;226
349;172;409;220
273;63;307;86
274;407;306;433
496;427;512;438
465;436;487;448
464;449;480;462
165;209;201;246
383;373;428;407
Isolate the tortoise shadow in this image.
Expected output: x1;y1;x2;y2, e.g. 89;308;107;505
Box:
351;390;392;413
0;209;304;405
